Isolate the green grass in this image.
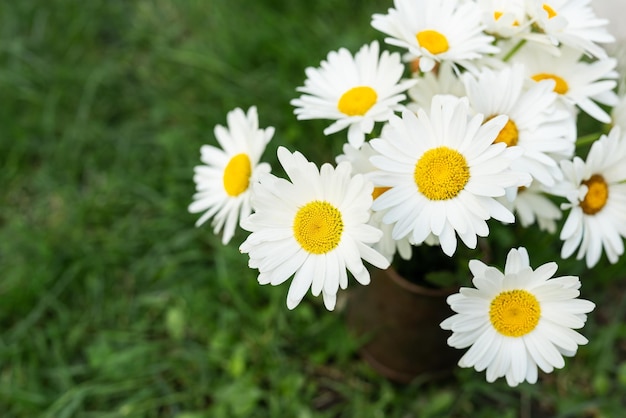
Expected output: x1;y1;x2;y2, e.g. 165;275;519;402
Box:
1;0;626;417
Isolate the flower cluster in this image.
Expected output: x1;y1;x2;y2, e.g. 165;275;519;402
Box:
189;0;626;386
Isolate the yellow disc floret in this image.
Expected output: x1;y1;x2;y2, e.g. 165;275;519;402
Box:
494;11;519;26
414;147;470;200
372;186;391;201
416;30;450;55
532;73;569;95
542;3;557;19
580;174;609;215
223;153;252;197
293;200;344;254
338;86;378;116
491;117;519;147
489;290;541;337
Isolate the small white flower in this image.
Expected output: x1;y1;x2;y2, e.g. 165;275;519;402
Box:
511;45;618;123
370;95;531;257
525;0;614;59
441;247;595;387
189;107;273;244
371;0;498;73
290;41;416;149
463;64;575;187
477;0;529;39
240;147;390;311
553;127;626;268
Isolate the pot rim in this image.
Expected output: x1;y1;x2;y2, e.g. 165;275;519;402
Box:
380;265;459;297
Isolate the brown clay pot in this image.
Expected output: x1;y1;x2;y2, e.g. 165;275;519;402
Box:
345;266;461;384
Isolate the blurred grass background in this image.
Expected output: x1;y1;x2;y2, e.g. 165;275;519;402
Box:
1;0;626;417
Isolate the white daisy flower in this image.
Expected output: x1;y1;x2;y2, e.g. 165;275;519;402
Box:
189;106;273;244
336;142;412;262
290;41;416;149
239;147;390;311
463;64;575;187
525;0;614;59
407;61;467;114
511;45;618;123
477;0;529;39
553;127;626;268
371;0;499;73
369;95;531;257
441;247;595;387
499;183;563;233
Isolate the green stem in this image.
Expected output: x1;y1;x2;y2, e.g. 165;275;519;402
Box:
502;39;527;62
576;132;602;147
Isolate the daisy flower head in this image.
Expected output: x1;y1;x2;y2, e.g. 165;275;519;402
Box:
336;142;412;262
369;95;531;257
441;247;595;387
189;106;273;244
239;147;390;311
371;0;499;73
290;41;416;149
477;0;529;39
525;0;614;59
553;127;626;268
463;63;575;187
512;45;618;123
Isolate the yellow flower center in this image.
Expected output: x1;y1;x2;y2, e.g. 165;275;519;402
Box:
490;117;519;147
542;3;557;19
372;186;391;201
337;86;378;116
223;153;252;197
416;30;450;55
532;73;569;95
293;200;344;254
494;11;519;26
489;290;541;337
580;174;609;215
414;147;470;201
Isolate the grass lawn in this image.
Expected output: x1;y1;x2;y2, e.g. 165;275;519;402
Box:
1;0;626;417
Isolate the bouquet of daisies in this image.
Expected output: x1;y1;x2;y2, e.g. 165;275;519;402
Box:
189;0;626;387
